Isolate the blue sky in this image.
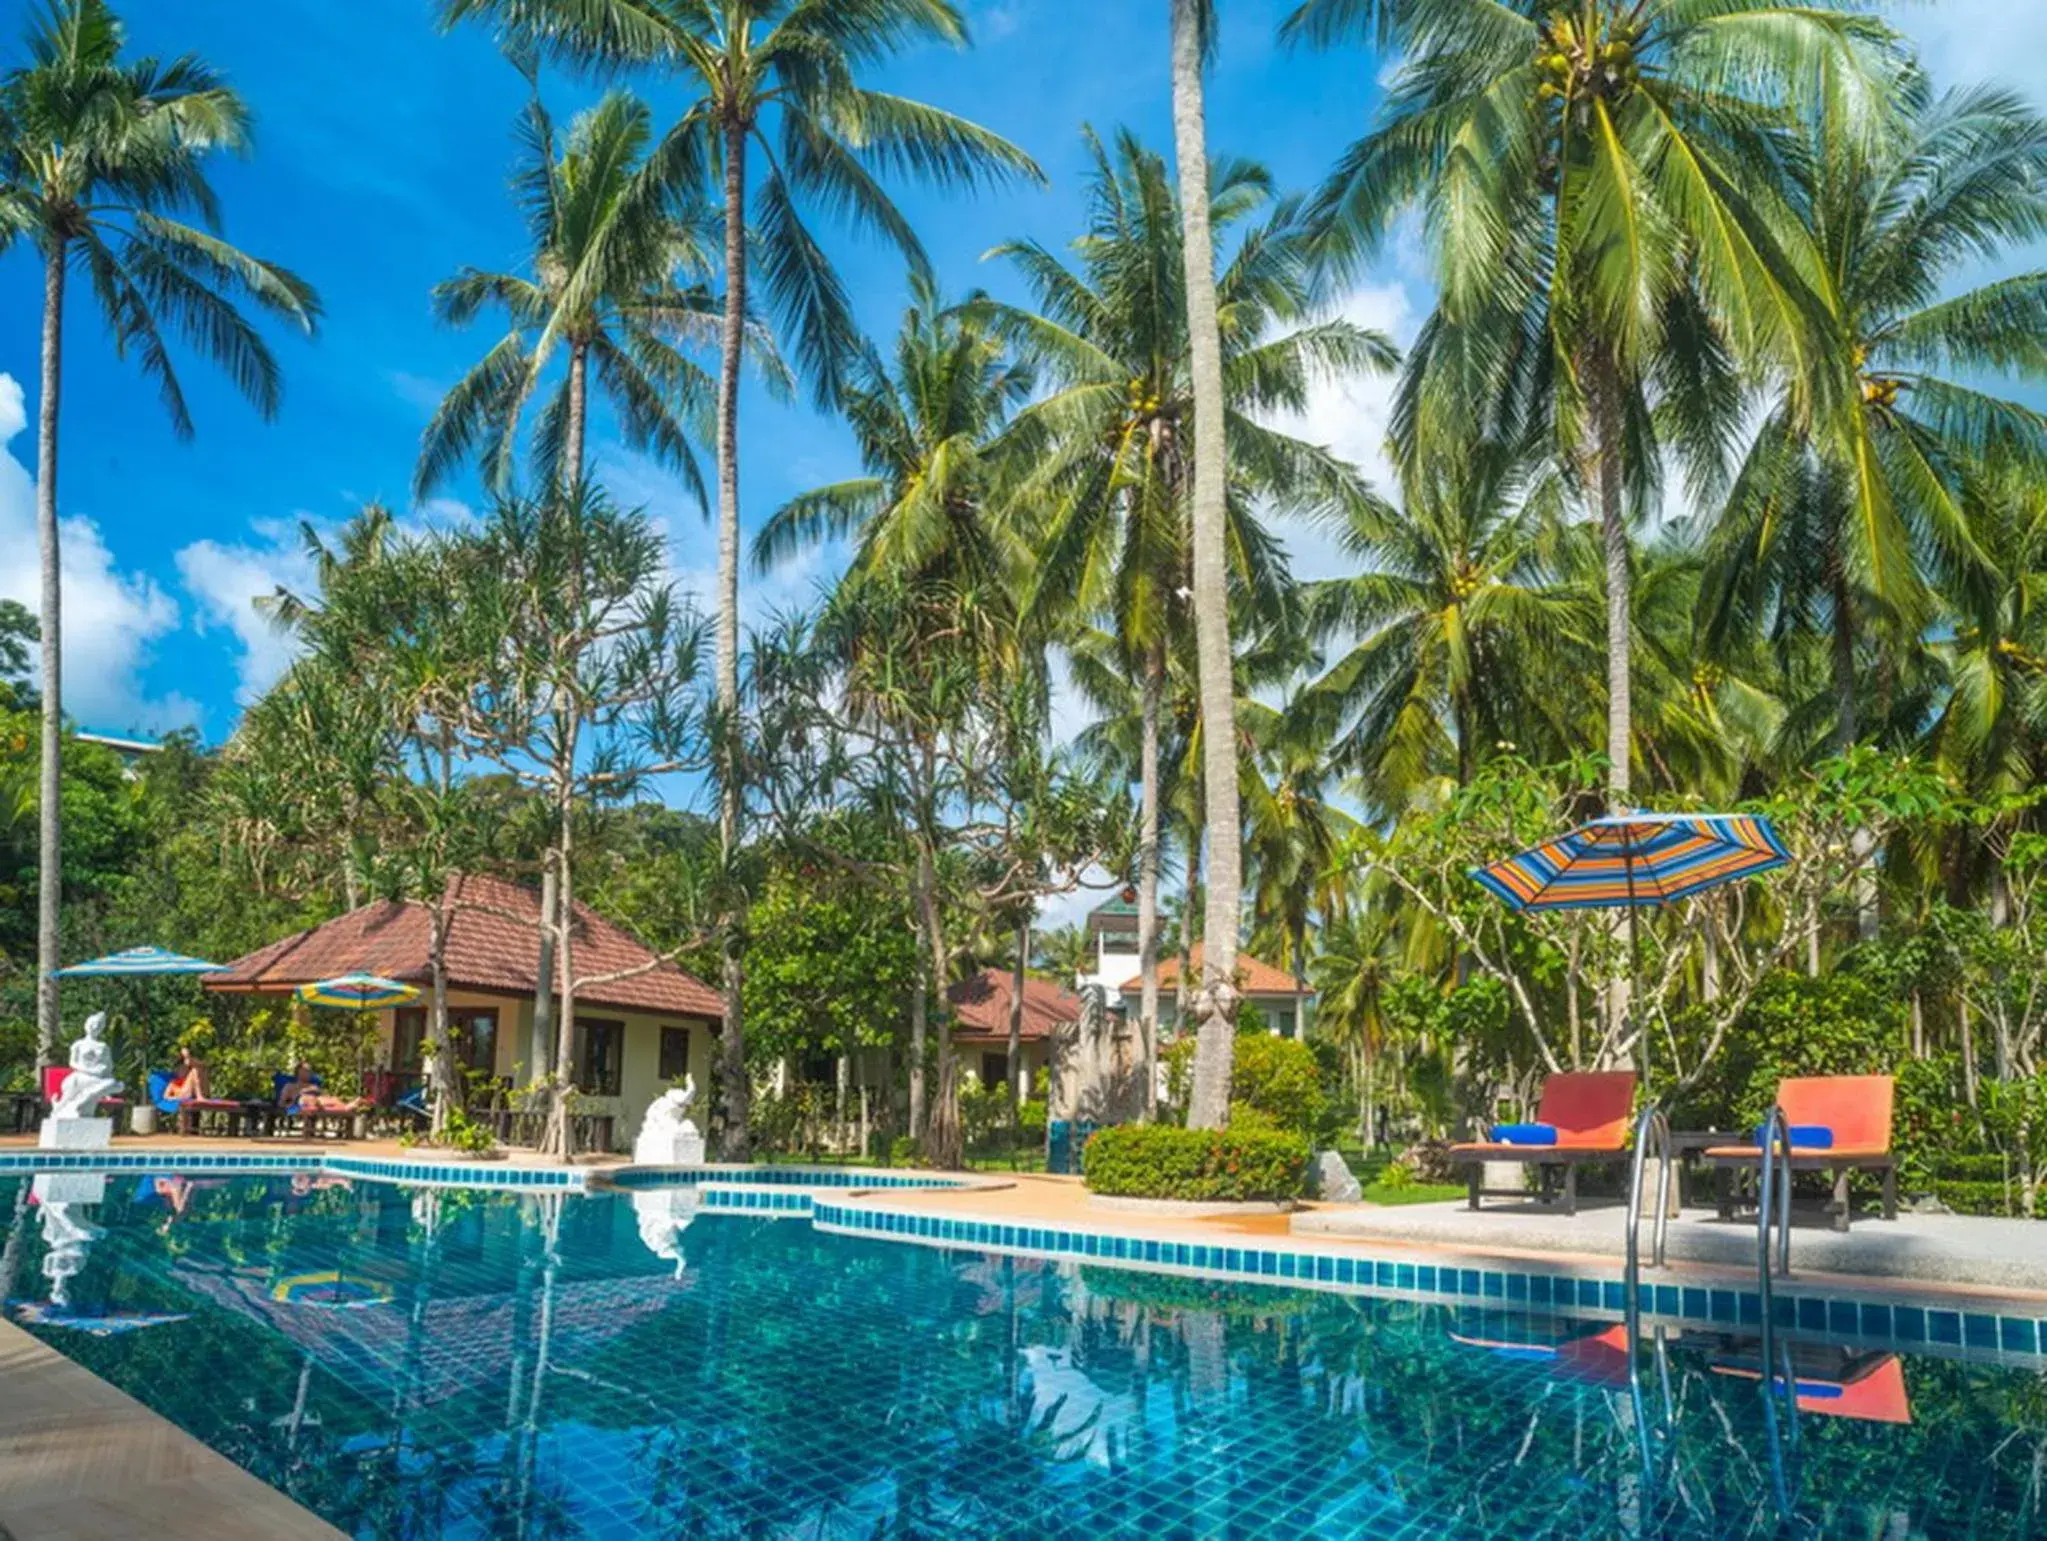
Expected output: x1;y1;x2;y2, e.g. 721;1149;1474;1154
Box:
0;0;2039;745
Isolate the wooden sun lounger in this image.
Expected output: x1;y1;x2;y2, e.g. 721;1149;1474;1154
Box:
1449;1070;1639;1216
1702;1074;1897;1232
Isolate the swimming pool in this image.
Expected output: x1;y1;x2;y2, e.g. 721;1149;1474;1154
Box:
4;1168;2043;1538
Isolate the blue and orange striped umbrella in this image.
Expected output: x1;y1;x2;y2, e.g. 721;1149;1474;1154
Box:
1471;813;1789;913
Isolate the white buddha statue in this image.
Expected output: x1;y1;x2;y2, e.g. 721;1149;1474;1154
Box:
49;1012;121;1120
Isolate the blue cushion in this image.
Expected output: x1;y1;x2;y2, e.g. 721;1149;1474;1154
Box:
149;1071;182;1114
1754;1124;1833;1149
1490;1122;1558;1146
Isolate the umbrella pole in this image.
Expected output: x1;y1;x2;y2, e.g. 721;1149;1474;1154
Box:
1624;851;1644;1086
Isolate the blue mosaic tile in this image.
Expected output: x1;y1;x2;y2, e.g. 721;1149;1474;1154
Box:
1930;1310;1963;1345
1797;1297;1827;1332
1965;1314;1999;1350
1893;1305;1926;1342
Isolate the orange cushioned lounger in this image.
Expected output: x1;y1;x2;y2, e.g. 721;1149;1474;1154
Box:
1703;1074;1897;1231
1449;1070;1638;1215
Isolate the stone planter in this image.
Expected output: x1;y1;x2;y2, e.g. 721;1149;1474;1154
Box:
130;1105;158;1137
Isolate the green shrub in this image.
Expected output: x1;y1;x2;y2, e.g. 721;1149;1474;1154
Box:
1018;1097;1048;1141
888;1135;923;1167
1930;1179;2045;1218
1162;1033;1331;1140
1081;1122;1309;1202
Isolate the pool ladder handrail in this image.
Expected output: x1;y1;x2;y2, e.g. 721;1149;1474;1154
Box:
1622;1103;1673;1343
1755;1102;1794;1290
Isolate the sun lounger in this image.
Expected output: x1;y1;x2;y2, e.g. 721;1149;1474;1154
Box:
1449;1070;1638;1215
273;1073;369;1140
1709;1345;1911;1424
147;1071;248;1135
1702;1075;1896;1232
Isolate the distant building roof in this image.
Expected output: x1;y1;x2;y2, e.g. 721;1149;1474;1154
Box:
1121;943;1311;999
1085;891;1141;939
948;967;1083;1042
205;872;722;1019
75;730;163;756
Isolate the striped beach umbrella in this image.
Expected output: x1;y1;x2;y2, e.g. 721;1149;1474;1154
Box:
269;1271;393;1310
294;974;420;1010
1471;812;1789;1080
1470;813;1789;913
52;945;223;977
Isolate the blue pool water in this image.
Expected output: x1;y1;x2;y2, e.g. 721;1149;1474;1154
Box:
3;1169;2044;1538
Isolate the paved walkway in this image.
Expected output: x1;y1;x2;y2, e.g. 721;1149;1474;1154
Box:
0;1318;342;1540
1296;1197;2047;1298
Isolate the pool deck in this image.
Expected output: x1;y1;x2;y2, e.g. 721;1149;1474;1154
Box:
0;1317;344;1540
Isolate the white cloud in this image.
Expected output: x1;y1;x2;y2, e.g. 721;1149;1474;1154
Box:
174;500;475;706
174;520;316;705
1262;277;1420;583
0;373;192;732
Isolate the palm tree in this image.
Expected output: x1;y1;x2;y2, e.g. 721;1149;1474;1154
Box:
1286;0;1895;808
1243;711;1356;990
755;277;1033;1139
1701;78;2047;753
440;0;1040;1159
416;90;722;503
0;0;319;1061
1169;0;1243;1130
986;125;1390;1122
1302;445;1592;813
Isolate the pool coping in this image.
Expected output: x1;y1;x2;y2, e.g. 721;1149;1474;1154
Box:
10;1148;2045;1371
0;1316;345;1540
809;1186;2047;1373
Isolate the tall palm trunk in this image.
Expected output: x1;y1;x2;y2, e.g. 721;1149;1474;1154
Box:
1137;647;1163;1119
1591;352;1631;807
547;785;578;1159
533;346;588;1087
1831;564;1881;940
1170;0;1240;1131
34;238;66;1068
1590;350;1635;1060
917;838;962;1168
715;113;751;1159
1006;916;1029;1121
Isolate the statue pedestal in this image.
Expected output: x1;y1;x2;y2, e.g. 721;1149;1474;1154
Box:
38;1116;115;1152
32;1172;108;1206
634;1119;705;1166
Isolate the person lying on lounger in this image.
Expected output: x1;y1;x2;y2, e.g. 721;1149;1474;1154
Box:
279;1063;368;1114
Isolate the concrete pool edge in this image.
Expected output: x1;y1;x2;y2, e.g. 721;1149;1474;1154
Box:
0;1316;345;1541
811;1184;2047;1375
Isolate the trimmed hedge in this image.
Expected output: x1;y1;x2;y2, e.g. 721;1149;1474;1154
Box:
1082;1122;1309;1202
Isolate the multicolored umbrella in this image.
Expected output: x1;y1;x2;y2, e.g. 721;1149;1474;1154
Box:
294;974;420;1010
12;1301;191;1335
52;945;223;977
1470;813;1789;912
1471;811;1790;1078
269;1271;393;1310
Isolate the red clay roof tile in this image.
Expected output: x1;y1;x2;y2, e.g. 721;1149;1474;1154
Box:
204;872;721;1019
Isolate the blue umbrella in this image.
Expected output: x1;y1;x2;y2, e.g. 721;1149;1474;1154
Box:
53;946;223;978
52;947;225;1098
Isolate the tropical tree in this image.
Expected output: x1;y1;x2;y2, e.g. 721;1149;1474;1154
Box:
439;0;1041;1160
1701;78;2047;753
0;0;318;1061
1302;443;1591;812
986;124;1391;1120
1171;0;1255;1128
1286;0;1896;807
416;89;722;502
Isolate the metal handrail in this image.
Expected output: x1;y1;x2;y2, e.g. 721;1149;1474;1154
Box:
1623;1103;1673;1345
1756;1103;1794;1290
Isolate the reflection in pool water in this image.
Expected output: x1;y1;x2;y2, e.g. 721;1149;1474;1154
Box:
1;1172;2043;1538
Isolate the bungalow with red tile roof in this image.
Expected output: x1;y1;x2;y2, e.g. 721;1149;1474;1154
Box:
204;872;721;1149
1120;941;1314;1038
947;967;1084;1095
